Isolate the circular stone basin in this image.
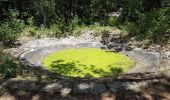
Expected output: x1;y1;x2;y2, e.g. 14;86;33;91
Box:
43;48;134;78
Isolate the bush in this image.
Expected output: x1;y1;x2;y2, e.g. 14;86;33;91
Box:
72;25;113;37
0;47;25;78
50;24;62;38
123;7;170;43
118;0;170;43
0;9;25;46
22;23;65;39
107;16;119;26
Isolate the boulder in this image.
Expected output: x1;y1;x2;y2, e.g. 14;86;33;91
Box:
165;51;170;60
3;78;43;91
73;82;107;94
41;81;72;94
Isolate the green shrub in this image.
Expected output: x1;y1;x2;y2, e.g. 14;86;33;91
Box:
27;17;34;27
72;25;113;37
0;9;25;46
0;47;25;78
107;16;119;26
123;7;170;43
28;27;37;37
50;24;62;38
119;0;170;43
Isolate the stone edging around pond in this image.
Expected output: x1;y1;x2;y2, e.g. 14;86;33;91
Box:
16;41;169;80
5;36;170;80
19;42;162;74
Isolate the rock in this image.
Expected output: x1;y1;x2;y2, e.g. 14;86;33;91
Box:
133;47;143;51
73;82;107;94
3;78;43;91
80;30;96;41
145;48;157;52
125;46;133;51
106;43;124;51
107;82;128;93
4;48;24;58
107;81;148;93
165;51;170;60
113;45;123;52
101;46;107;50
125;44;135;51
106;42;115;49
41;81;72;94
101;33;114;45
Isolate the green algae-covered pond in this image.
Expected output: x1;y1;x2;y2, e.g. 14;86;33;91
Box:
43;48;134;78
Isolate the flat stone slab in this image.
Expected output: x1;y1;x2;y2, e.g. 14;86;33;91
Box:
41;81;72;95
3;78;44;91
121;48;160;73
107;79;160;94
107;82;128;93
73;82;107;94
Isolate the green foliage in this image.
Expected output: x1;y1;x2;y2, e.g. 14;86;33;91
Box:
107;16;119;26
27;17;34;27
23;23;66;38
0;0;118;27
0;0;169;43
73;25;113;36
119;0;170;43
43;48;134;78
0;9;25;46
0;47;24;78
23;26;52;39
122;7;170;42
50;24;62;38
32;0;57;27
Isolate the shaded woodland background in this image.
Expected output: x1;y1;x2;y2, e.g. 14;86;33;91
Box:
0;0;169;45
